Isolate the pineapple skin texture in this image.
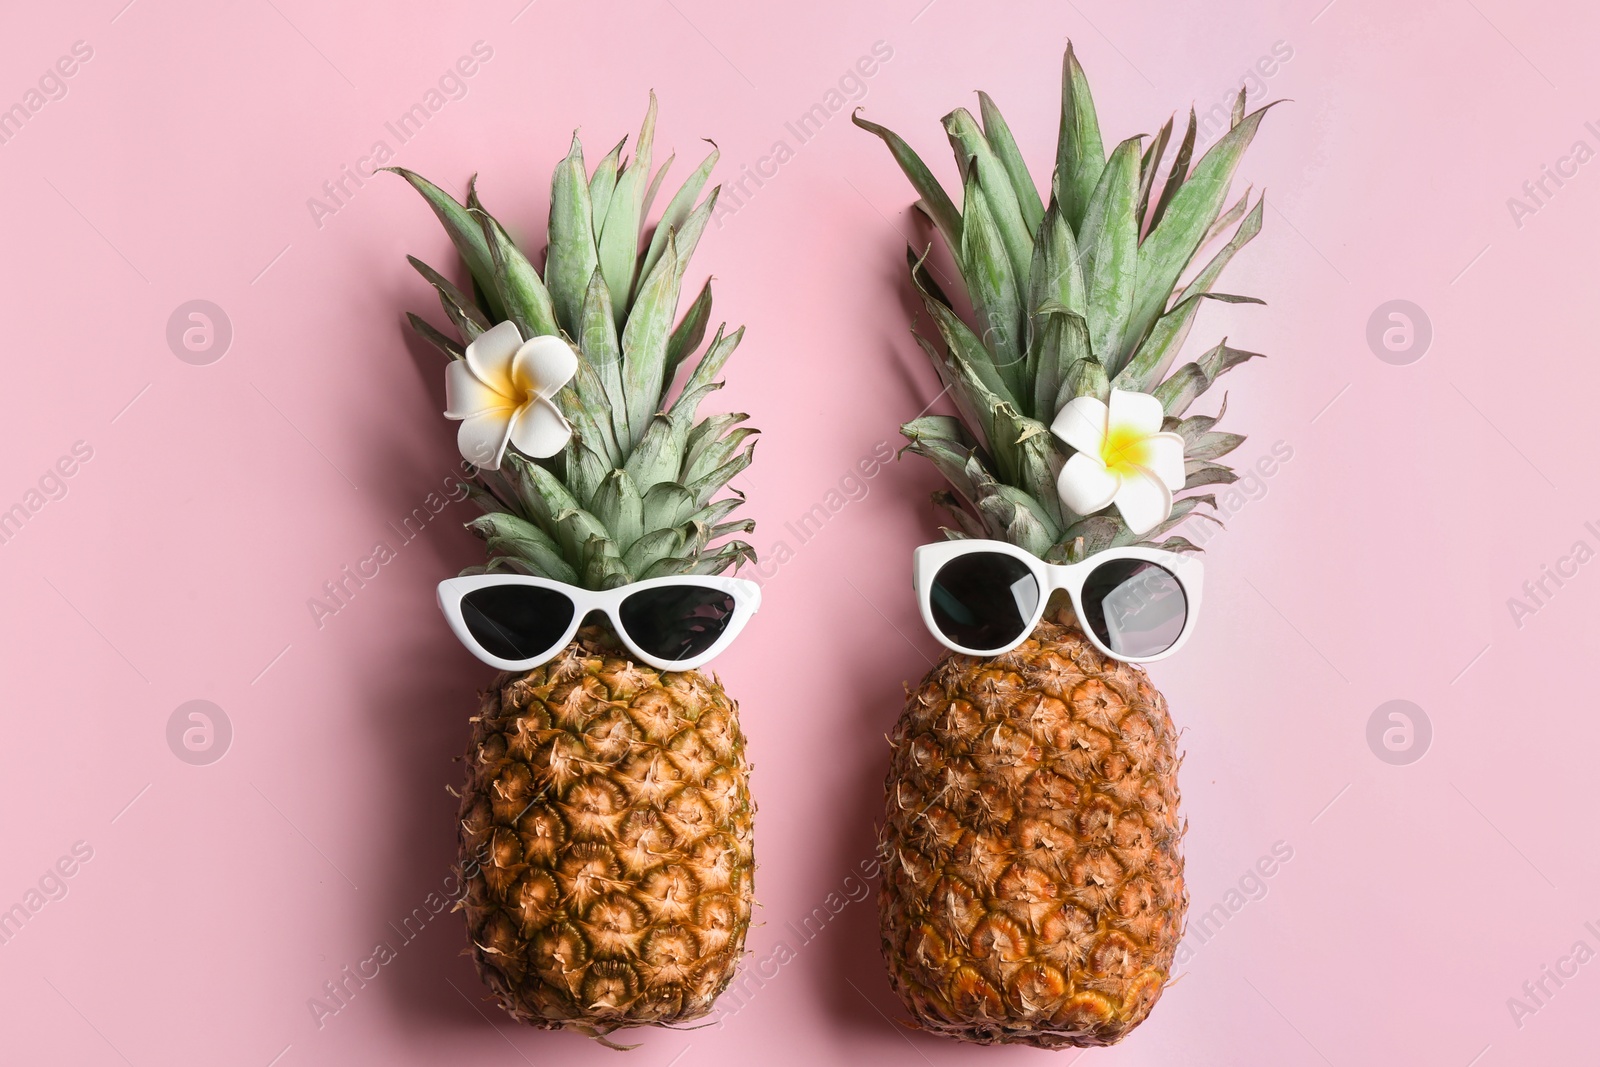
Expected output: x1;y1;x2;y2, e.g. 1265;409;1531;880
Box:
879;620;1186;1048
456;634;754;1038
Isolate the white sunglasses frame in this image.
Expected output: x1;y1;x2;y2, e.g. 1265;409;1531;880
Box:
437;573;761;672
913;538;1203;663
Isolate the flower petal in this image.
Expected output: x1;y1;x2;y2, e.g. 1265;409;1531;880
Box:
1113;466;1174;535
464;320;523;398
1051;395;1109;457
444;359;515;419
512;336;579;399
1107;388;1165;438
1058;451;1121;515
456;408;516;470
508;398;572;459
1145;431;1188;491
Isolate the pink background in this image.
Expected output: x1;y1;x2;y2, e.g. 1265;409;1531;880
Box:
1;0;1594;1063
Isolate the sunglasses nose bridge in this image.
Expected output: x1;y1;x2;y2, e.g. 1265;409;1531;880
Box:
577;605;622;636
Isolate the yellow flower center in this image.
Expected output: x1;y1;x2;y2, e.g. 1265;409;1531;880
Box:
1101;423;1154;478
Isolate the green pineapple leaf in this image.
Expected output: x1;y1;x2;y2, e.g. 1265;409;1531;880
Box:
1027;207;1087;347
1148;109;1197;234
945;107;1032;284
386;167;504;319
620;232;681;445
683;412;745;464
901;415;982;507
958;170;1027;399
907;244;954;310
1055;514;1123;561
1056;351;1110;415
622;527;684;576
587;136;626;233
1031;304;1093;421
977;91;1045;238
406;313;464;360
1205;187;1254;246
1186;429;1246;462
911;247;1016;414
666;279;714;382
1076;137;1140;371
557;507;614;567
581;532;630;589
642;144;719;287
546;132;600;338
641;481;697;532
639;153;674;247
852;110;963;251
1054;42;1106;232
1014;418;1063;529
932;488;988;539
1116;197;1266;390
1154;340;1263;415
683;426;758;487
685;540;757;576
564;437;612;509
575;267;633;453
686;494;746;530
557;368;620;470
590;470;644;552
597;93;658;325
503;454;578;531
1133;495;1219;545
1122;103;1276;364
470;202;560;339
624;414;681;494
1184;460;1239;488
408;255;489;341
1135;114;1175;234
467;513;579;583
685;442;755;510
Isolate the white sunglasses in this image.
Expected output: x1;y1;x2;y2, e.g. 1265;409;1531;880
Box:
437;574;761;672
913;539;1203;663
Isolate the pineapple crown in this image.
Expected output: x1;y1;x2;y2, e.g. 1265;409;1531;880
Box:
393;94;757;590
855;43;1275;563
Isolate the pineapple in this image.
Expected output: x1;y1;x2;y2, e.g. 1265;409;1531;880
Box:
392;95;758;1045
855;44;1273;1047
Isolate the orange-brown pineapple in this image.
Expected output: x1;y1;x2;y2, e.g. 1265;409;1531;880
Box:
857;42;1272;1046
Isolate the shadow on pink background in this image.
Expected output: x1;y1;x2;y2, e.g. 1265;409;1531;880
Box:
0;1;1594;1064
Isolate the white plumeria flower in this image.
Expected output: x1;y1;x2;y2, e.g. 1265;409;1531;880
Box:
1051;387;1187;536
444;320;577;470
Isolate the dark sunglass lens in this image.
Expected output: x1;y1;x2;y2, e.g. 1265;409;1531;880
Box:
1080;560;1187;658
460;585;575;661
928;552;1040;652
619;586;737;662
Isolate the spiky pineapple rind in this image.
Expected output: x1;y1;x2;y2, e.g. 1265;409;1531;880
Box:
458;632;754;1036
879;620;1185;1049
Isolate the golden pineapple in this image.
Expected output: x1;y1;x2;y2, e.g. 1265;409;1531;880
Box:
392;96;759;1043
459;630;753;1039
881;620;1182;1047
856;44;1273;1046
